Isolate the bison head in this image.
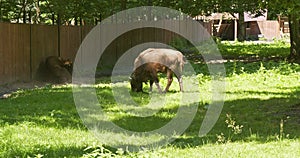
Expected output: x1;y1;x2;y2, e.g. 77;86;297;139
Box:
62;59;73;74
130;73;143;92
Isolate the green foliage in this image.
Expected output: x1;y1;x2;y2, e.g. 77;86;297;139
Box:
267;0;300;16
216;114;244;144
212;36;222;44
0;0;270;25
82;144;124;158
225;114;243;135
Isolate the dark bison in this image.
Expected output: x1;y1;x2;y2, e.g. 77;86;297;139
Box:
36;56;72;83
130;48;185;93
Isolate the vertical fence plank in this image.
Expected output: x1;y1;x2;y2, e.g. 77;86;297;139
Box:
81;25;94;41
0;23;13;83
15;24;31;82
72;25;94;66
130;26;143;48
31;24;59;79
60;25;82;61
0;20;212;84
0;23;30;84
98;23;118;75
116;29;132;59
0;24;3;83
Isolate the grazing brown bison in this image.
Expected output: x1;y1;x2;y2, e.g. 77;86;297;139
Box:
130;48;185;93
36;56;72;83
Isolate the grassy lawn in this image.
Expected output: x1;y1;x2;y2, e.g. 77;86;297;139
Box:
218;41;290;60
1;42;300;157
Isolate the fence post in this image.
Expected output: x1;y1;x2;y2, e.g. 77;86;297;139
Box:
30;24;32;80
57;14;61;57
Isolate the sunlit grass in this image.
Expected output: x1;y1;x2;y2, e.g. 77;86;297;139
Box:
0;122;96;157
0;42;300;157
218;41;290;59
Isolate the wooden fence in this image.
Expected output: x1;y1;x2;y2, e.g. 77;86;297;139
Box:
0;21;210;84
0;23;93;84
0;23;31;84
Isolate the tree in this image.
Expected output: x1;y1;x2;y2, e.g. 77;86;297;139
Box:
266;0;300;61
289;13;300;60
178;0;300;60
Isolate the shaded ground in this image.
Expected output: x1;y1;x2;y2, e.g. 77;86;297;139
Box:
0;58;290;99
282;104;300;124
0;81;49;99
1;42;291;97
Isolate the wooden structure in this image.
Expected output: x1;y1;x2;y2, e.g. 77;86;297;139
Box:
278;15;290;34
194;13;238;41
245;21;280;40
0;20;211;84
0;23;93;84
244;11;280;40
195;11;283;41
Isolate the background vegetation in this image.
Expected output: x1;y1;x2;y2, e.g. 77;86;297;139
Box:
0;0;291;25
1;0;300;59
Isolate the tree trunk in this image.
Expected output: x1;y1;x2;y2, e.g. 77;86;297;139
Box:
28;10;31;23
22;0;27;23
121;0;127;10
238;12;246;41
289;13;300;62
80;17;83;26
35;0;40;24
0;0;3;22
52;13;55;25
57;14;61;25
74;17;78;25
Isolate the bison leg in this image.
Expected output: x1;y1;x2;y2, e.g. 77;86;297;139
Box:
149;80;154;92
164;69;173;92
151;70;163;93
178;76;183;92
173;69;183;92
155;82;163;93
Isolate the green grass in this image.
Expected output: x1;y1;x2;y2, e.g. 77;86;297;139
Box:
218;41;290;59
1;42;300;157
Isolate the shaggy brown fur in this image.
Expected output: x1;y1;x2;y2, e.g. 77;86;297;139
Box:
130;48;184;93
36;56;72;83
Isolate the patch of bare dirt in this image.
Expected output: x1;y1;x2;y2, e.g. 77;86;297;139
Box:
284;104;300;124
0;81;49;99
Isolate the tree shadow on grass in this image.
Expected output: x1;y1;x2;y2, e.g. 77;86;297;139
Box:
99;87;300;150
0;85;127;129
1;79;300;155
3;144;88;158
0;86;85;129
171;87;300;148
0;85;117;157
